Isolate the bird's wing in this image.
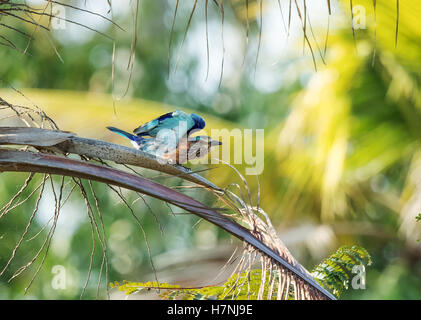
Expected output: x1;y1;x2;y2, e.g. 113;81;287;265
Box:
133;111;173;136
133;110;194;138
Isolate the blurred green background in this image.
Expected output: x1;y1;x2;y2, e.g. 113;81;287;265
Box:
1;0;421;299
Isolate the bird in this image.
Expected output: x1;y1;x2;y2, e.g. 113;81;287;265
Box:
107;126;221;164
107;110;220;164
107;110;206;151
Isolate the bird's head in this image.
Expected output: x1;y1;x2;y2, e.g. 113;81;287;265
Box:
190;113;206;130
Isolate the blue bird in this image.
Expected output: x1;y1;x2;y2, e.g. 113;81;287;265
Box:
108;110;206;151
107;127;221;164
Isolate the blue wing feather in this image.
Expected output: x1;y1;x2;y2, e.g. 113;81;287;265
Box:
133;110;195;139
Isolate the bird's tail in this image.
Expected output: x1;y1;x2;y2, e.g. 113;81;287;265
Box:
107;126;137;141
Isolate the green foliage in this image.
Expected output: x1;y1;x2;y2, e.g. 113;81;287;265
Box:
111;270;281;300
111;246;371;300
311;246;372;298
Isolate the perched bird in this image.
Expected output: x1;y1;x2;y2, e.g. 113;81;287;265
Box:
107;125;221;164
107;110;206;150
107;110;216;164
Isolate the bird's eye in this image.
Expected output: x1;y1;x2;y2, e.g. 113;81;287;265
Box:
196;150;201;157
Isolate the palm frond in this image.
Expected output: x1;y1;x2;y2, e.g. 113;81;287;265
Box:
311;245;372;298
